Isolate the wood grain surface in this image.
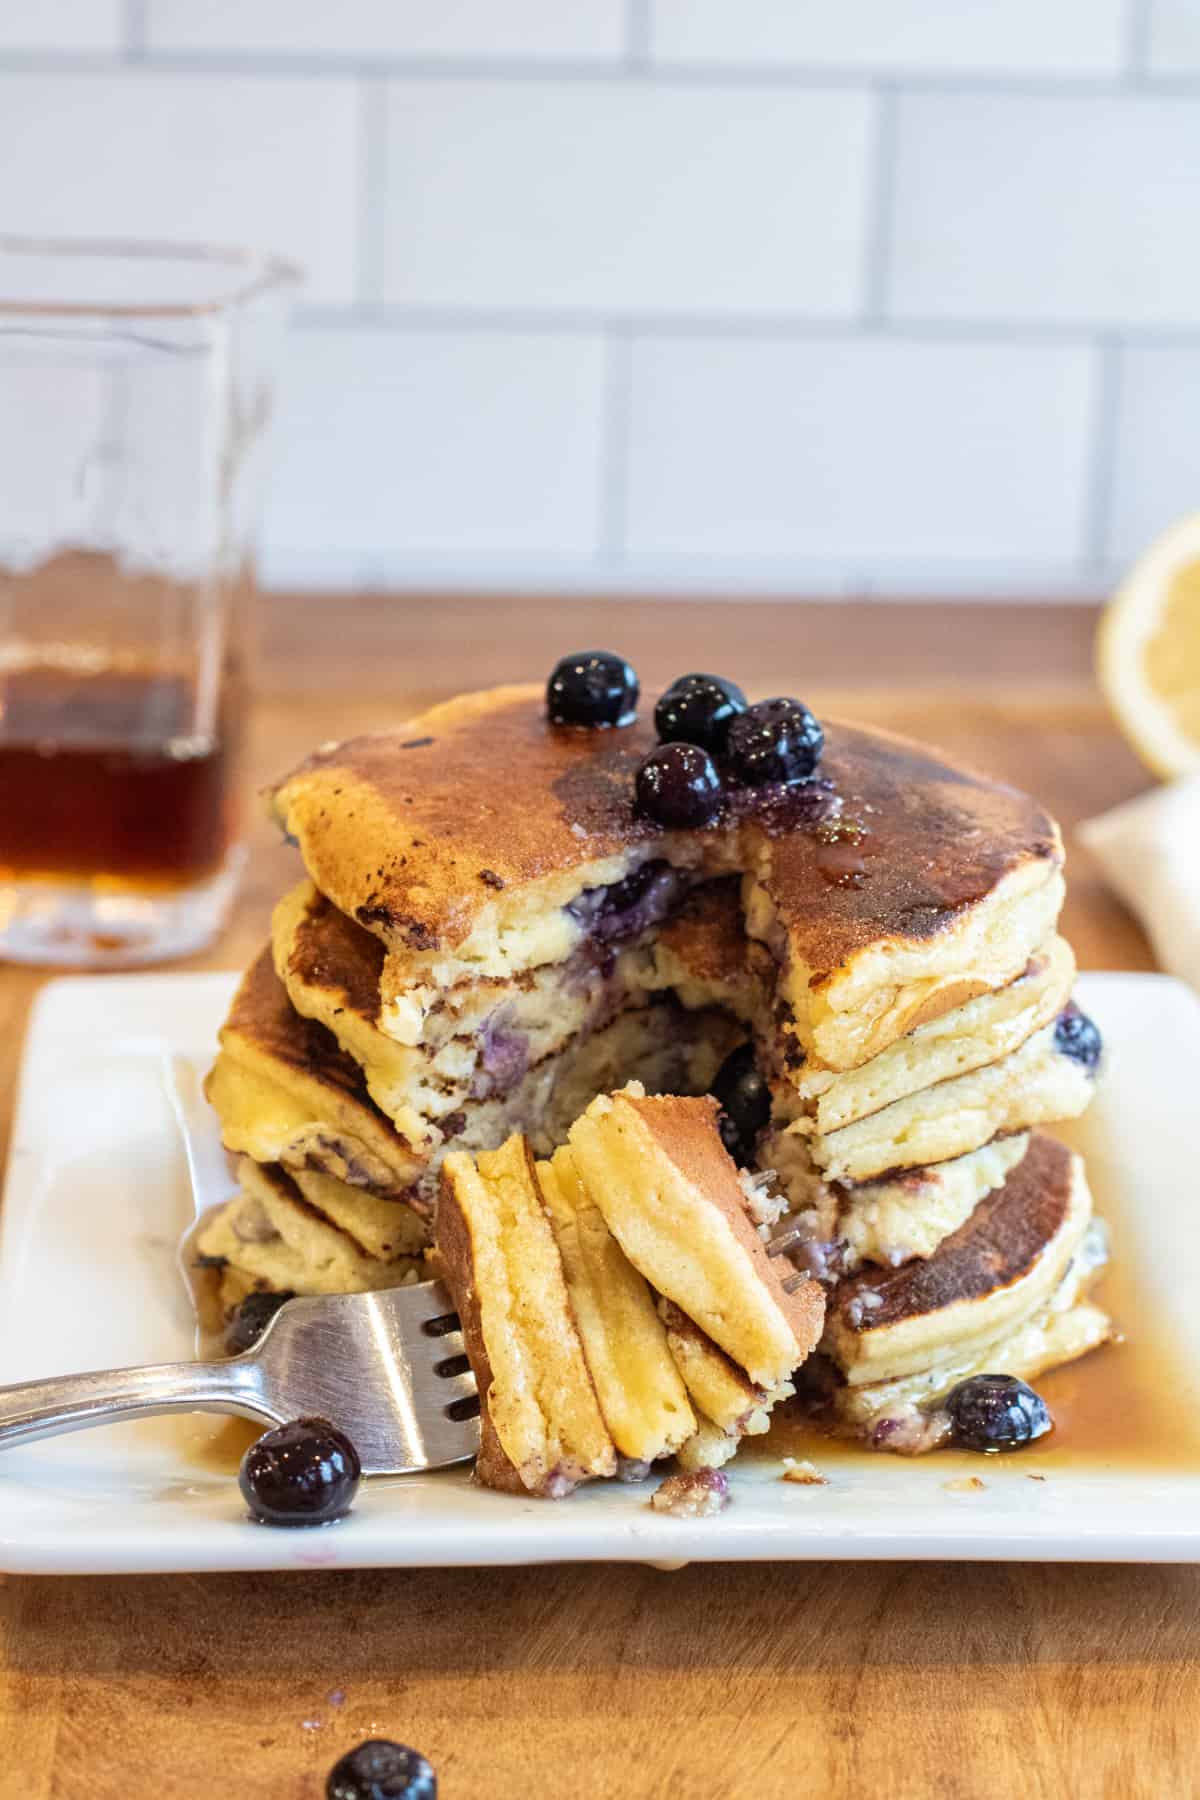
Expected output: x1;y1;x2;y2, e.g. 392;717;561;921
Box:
0;595;1185;1800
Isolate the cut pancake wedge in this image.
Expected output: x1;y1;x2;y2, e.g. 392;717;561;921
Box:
568;1084;823;1390
538;1145;696;1463
658;1300;793;1471
438;1135;616;1497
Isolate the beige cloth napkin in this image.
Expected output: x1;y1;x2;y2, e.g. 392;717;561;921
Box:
1078;775;1200;990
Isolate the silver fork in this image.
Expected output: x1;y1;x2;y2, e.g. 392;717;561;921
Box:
0;1283;481;1476
765;1221;817;1292
0;1052;481;1477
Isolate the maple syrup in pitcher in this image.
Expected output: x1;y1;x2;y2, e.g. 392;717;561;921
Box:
0;239;298;963
0;658;241;892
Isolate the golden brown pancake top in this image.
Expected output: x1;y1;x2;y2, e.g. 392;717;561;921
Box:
226;949;385;1114
832;1134;1074;1332
754;721;1060;979
285;884;386;1027
269;685;1060;971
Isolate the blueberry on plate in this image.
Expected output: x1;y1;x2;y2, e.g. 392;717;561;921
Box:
710;1042;771;1165
225;1289;293;1356
327;1739;437;1800
546;651;638;728
946;1373;1051;1452
1054;1001;1103;1074
654;673;747;754
239;1416;361;1527
635;742;722;828
727;697;824;787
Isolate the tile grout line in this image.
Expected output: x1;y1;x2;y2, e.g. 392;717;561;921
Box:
355;77;388;306
597;325;634;563
861;83;898;326
289;303;1200;351
3;49;1200;95
625;0;652;70
1122;0;1155;82
1081;336;1124;576
122;0;147;60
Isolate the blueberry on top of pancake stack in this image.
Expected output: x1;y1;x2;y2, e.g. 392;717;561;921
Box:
198;652;1109;1464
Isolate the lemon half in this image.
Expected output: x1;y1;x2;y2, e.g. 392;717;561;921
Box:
1098;512;1200;780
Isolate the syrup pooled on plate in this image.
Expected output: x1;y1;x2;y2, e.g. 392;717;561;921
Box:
761;1180;1200;1477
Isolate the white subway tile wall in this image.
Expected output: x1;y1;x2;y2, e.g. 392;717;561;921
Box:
1109;347;1200;566
1;2;1195;596
890;94;1200;328
268;325;608;572
625;337;1097;563
0;74;360;304
1147;0;1200;76
649;0;1129;78
146;0;628;63
379;81;872;316
0;1;123;53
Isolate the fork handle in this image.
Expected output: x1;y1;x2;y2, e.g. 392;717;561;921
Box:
0;1357;274;1451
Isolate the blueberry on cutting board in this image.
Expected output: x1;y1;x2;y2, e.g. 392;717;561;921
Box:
327;1739;437;1799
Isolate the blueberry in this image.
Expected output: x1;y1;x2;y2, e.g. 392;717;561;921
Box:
1054;1002;1103;1074
225;1289;294;1356
635;742;722;828
566;859;690;944
654;673;747;754
239;1416;361;1527
711;1042;771;1165
727;698;824;787
546;651;638;728
327;1740;437;1800
946;1374;1051;1452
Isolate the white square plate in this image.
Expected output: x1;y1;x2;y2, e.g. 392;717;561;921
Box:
1;970;1198;1574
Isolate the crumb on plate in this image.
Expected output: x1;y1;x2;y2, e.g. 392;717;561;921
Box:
650;1467;729;1518
780;1457;827;1486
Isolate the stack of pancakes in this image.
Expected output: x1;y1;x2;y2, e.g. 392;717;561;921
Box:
438;1086;822;1496
199;682;1109;1454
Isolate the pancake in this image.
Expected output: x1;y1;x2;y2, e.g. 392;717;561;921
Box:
738;726;1064;1072
791;1019;1094;1186
270;865;744;1181
833;1239;1111;1451
436;1103;809;1494
788;935;1075;1134
538;1146;696;1463
196;1158;426;1302
438;1134;617;1497
567;1084;824;1389
268;687;1063;1073
658;1299;794;1472
822;1134;1094;1385
766;1130;1032;1279
204;950;422;1197
645;877;764;1022
270;880;422;1137
272;876;743;1153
